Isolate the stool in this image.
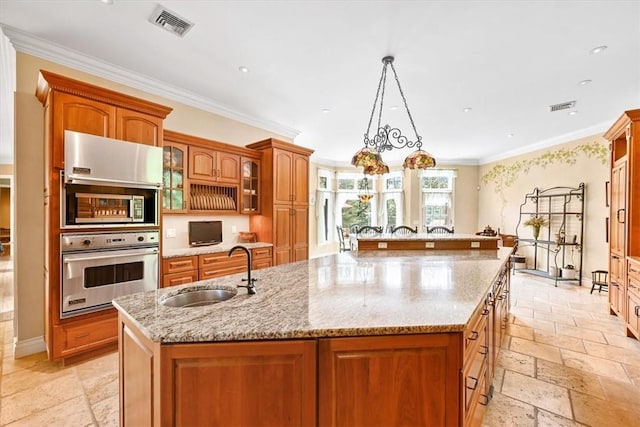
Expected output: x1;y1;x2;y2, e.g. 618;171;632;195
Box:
510;255;526;275
590;270;608;294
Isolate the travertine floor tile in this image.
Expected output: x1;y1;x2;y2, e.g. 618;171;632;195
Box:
555;324;607;344
534;330;586;353
536;409;583;427
92;394;119;427
604;332;640;351
570;389;639;426
0;371;84;425
482;391;535;427
622;362;640;386
501;370;572;418
572;316;627;336
81;371;118;406
599;375;640;412
505;323;534;340
582;340;640;367
560;348;630;382
511;305;534;319
513;316;556;333
509;337;562;363
534;310;577;326
1;361;69;396
497;349;535;377
2;395;94;427
535;359;604;398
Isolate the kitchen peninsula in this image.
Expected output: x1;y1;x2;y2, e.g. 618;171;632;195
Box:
115;248;512;426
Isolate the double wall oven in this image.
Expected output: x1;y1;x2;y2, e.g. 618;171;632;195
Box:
60;131;162;317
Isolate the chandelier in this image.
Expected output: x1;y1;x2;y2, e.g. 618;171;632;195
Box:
352;56;436;174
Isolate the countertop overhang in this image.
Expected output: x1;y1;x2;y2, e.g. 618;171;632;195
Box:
114;248;512;343
354;233;499;241
163;241;273;258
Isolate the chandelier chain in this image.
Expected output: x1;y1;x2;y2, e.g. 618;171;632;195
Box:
389;62;422;149
365;61;387;142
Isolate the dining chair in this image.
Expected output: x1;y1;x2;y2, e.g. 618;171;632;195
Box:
427;226;454;234
336;226;350;253
358;226;383;234
392;225;418;234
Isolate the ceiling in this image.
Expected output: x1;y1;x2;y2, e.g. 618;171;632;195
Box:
1;0;639;166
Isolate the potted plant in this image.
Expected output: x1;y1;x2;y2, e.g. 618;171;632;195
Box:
523;215;549;240
562;264;576;279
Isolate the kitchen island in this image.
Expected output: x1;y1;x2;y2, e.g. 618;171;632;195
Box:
115;248;512;426
354;232;500;250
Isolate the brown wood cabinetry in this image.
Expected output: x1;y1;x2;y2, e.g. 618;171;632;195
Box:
162;142;188;212
247;138;314;266
36;71;171;362
627;259;640;338
604;109;640;339
241;157;261;213
163;131;261;214
319;334;460;426
119;315;317;427
161;247;273;287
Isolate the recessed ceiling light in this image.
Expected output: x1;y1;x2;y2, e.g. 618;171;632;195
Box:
100;0;114;4
590;45;608;55
578;79;592;86
321;109;331;114
507;133;514;138
238;66;249;73
568;111;578;116
389;105;399;111
463;107;472;113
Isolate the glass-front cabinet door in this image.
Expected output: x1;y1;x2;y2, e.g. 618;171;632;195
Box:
241;157;260;214
163;143;187;212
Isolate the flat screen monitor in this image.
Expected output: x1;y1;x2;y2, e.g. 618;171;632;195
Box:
188;221;222;246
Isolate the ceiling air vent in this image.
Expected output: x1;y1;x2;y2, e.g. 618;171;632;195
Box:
149;5;194;37
548;100;576;112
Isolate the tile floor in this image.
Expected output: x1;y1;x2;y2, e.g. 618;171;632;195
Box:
1;256;639;426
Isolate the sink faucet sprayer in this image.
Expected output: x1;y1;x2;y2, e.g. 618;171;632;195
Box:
228;245;257;294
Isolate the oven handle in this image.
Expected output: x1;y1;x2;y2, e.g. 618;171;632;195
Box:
63;247;158;263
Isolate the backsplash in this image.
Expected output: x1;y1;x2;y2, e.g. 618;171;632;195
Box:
162;215;250;250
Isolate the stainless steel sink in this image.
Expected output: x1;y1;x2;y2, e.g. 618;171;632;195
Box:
161;288;237;308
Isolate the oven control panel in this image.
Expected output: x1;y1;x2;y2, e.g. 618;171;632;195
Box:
61;230;159;252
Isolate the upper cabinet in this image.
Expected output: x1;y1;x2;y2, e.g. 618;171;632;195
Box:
163;130;261;215
188;146;240;184
36;70;172;169
163;142;188;212
273;149;310;205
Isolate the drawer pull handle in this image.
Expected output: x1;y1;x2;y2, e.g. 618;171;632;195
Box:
480;345;489;355
617;208;625;223
482;308;490;315
466;376;479;391
172;261;192;267
468;331;479;341
479;394;490;406
74;333;90;339
635;306;640;317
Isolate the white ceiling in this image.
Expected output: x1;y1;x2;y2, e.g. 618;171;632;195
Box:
1;0;639;166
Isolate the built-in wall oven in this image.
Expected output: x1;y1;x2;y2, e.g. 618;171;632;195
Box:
60;230;159;318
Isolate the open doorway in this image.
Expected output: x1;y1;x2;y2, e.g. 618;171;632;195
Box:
0;176;10;257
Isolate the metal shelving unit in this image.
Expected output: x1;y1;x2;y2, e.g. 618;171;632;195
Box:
515;183;585;286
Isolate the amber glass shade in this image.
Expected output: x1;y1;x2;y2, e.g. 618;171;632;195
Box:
363;159;390;175
351;147;382;168
403;149;436;169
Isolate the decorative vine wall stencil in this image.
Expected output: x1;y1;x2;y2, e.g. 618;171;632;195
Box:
480;141;608;230
481;142;608;193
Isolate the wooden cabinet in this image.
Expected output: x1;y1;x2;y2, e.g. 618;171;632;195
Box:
162;142;188;212
161;247;273;287
318;334;460;427
241;157;261;213
188;145;240;184
605;109;640;338
119;315;317;427
36;70;172;362
162;256;198;287
627;259;640;338
247;138;314;266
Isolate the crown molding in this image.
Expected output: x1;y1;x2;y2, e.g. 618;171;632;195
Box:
479;122;610;165
1;25;300;140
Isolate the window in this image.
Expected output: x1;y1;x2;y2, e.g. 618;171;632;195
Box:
335;172;377;230
380;171;403;228
421;169;455;230
316;169;334;245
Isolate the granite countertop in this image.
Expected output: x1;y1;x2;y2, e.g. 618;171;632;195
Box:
163;241;273;258
355;233;499;241
114;248;511;344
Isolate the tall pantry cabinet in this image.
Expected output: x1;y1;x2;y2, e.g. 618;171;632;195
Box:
36;70;172;361
247;138;314;266
604;109;640;339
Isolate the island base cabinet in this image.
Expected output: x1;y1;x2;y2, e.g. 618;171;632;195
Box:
318;334;461;427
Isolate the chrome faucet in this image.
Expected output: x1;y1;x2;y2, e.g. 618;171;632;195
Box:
228;245;257;294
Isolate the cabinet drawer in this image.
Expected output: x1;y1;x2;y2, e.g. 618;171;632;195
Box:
628;259;640;293
200;265;246;280
54;315;118;357
253;258;272;270
252;247;272;260
163;256;198;274
199;251;244;267
463;341;487;422
463;305;488;362
626;291;640;339
162;271;198;287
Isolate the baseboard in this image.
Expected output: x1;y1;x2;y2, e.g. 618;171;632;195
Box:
13;335;47;358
